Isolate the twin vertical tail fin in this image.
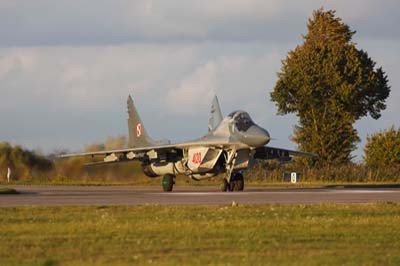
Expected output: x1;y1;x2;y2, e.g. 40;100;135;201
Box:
128;94;220;147
127;95;155;148
208;95;223;132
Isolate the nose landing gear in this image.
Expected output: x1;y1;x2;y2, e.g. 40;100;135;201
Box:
162;174;175;192
221;172;244;192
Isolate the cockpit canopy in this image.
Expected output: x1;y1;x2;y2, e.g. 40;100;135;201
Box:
228;110;254;132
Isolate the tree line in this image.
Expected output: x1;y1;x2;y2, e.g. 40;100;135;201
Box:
1;125;399;183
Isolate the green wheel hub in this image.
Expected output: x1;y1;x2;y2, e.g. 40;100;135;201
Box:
162;174;174;192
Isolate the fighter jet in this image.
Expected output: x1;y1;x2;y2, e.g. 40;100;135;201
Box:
61;95;316;192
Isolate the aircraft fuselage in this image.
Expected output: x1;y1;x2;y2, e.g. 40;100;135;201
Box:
141;110;271;180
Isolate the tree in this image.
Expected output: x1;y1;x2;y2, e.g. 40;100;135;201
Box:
364;126;400;168
271;8;390;165
0;142;53;180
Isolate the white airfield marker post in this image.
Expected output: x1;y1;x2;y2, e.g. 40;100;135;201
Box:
7;167;11;183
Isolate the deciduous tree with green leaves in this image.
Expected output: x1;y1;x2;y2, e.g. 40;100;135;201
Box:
271;8;390;165
364;126;400;168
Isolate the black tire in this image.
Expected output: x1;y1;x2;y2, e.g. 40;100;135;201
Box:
162;174;174;192
229;173;244;192
221;178;229;192
236;173;244;191
229;179;235;191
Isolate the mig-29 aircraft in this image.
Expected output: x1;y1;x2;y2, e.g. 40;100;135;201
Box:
61;95;316;192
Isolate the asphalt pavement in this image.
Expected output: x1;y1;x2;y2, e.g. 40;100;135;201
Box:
1;185;399;206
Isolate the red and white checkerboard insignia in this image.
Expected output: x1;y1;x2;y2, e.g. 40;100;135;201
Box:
136;123;142;137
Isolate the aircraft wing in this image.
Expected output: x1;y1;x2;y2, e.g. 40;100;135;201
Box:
59;143;188;166
59;137;235;165
60;144;181;158
254;146;317;161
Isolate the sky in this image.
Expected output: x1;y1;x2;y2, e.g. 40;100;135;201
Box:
0;0;399;161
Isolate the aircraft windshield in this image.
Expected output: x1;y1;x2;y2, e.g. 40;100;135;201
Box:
229;111;254;132
228;111;238;118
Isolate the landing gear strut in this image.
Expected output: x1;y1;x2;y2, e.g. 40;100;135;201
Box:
162;174;175;192
222;172;244;192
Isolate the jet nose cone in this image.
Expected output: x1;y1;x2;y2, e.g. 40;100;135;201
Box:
257;127;271;146
244;126;270;146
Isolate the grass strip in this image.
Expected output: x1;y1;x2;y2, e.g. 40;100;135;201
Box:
0;203;400;266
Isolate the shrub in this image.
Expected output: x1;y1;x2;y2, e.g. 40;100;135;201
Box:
245;160;400;183
364;126;400;168
0;142;53;181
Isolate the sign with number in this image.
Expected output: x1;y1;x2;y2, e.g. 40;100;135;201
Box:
291;172;297;183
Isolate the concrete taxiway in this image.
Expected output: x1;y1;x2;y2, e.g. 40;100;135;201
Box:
1;186;399;206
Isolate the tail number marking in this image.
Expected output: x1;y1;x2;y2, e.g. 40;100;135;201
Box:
192;152;202;164
136;123;142;137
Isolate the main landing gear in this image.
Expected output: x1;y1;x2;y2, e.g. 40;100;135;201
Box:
162;174;175;192
221;172;244;192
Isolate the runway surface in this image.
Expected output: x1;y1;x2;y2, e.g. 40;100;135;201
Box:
1;185;400;206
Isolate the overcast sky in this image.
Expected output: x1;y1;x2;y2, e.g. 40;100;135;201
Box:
0;0;399;161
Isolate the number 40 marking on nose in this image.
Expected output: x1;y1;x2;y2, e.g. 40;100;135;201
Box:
192;152;202;164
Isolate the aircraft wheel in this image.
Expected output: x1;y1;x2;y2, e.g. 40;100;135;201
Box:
162;174;174;192
229;173;244;192
229;179;236;191
221;178;229;192
236;173;244;191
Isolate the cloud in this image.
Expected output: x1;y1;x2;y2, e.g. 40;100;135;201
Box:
0;44;201;111
164;62;216;115
163;48;283;117
1;0;399;47
0;42;290;150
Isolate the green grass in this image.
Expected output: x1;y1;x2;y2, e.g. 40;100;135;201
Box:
0;204;400;266
0;188;19;194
